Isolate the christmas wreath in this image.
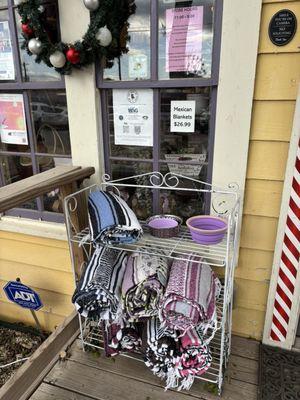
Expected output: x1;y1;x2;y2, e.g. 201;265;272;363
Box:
16;0;136;75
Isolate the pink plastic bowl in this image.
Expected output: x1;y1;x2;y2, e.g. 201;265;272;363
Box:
186;215;228;245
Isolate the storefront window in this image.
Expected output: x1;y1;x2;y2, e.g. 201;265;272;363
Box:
158;0;214;80
14;4;61;82
103;0;151;82
0;1;71;222
99;0;222;218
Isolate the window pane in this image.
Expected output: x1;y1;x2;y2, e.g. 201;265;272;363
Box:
160;87;210;161
0;154;37;210
107;89;153;159
158;0;214;80
29;91;71;156
0;10;15;81
103;0;150;82
159;163;207;219
0;1;8;7
111;160;153;219
36;156;72;213
0;154;33;184
15;4;61;82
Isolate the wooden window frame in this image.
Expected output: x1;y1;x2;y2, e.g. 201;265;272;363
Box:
97;0;223;214
0;0;70;222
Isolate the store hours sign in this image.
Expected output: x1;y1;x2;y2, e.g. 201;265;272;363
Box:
170;100;195;133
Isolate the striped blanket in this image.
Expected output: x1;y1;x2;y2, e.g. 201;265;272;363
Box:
122;252;169;320
88;190;142;245
174;328;212;390
72;246;127;321
102;321;142;357
143;317;178;380
159;256;220;336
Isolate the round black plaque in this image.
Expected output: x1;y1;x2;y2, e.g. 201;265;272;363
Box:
269;9;297;46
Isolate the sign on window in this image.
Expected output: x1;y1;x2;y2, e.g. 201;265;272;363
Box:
0;93;28;145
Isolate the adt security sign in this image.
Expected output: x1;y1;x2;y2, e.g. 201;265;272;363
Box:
4;281;43;311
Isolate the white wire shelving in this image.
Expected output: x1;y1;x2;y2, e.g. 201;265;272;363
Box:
64;172;240;395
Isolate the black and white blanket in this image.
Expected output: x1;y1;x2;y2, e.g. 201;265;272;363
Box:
72;246;128;321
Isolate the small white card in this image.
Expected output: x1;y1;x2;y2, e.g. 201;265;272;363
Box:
170;100;196;132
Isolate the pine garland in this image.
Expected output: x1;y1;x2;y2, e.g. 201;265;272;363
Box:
17;0;136;75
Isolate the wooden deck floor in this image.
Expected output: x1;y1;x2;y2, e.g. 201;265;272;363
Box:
29;336;259;400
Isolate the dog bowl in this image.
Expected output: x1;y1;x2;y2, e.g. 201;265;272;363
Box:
146;215;182;238
186;215;227;245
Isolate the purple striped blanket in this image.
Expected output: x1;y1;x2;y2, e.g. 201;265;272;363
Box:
159;255;220;335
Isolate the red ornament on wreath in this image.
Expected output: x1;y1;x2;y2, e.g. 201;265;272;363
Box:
21;23;34;37
66;47;80;64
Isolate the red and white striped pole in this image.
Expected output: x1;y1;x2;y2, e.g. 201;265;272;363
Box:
270;139;300;342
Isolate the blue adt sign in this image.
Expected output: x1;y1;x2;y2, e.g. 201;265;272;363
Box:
4;281;43;311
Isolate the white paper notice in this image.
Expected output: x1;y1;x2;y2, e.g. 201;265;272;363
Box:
113;89;153;147
170;100;195;132
0;21;15;80
0;93;28;145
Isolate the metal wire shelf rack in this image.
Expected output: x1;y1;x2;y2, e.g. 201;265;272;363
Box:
64;172;240;395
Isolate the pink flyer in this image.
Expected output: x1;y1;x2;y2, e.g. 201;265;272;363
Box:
166;6;204;73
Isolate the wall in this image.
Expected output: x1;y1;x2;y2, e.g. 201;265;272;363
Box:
232;0;300;339
0;231;74;332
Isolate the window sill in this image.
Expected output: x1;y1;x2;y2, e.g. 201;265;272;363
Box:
0;216;67;241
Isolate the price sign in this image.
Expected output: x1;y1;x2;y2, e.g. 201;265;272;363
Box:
170;100;195;133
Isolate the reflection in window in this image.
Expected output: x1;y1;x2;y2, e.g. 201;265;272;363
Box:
15;4;61;82
29;91;71;156
159;164;207;219
0;154;33;184
158;0;214;80
103;0;151;81
111;161;153;220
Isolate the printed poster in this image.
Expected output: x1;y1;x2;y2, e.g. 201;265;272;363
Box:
113;89;153;147
0;93;28;145
166;6;203;73
0;21;15;80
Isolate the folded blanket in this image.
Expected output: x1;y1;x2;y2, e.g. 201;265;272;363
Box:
159;255;220;336
72;246;128;320
102;321;142;357
88;190;143;245
143;317;179;380
174;328;212;390
122;252;169;320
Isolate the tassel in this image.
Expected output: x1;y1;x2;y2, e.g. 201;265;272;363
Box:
165;368;179;390
178;374;195;391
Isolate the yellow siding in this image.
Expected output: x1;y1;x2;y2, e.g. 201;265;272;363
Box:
233;0;300;339
0;231;74;332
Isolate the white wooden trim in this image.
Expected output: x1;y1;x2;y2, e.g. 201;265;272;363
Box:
58;0;104;185
263;85;300;350
0;216;67;241
212;0;262;233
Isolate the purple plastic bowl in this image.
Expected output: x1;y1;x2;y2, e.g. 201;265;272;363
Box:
148;218;178;229
186;215;228;245
146;215;182;238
